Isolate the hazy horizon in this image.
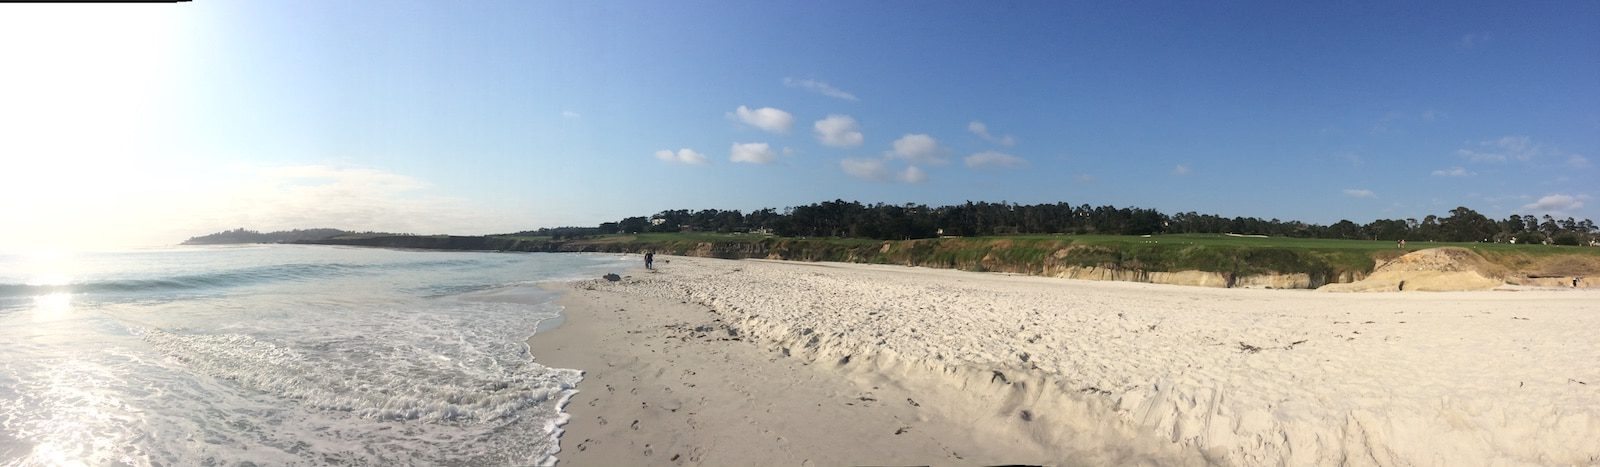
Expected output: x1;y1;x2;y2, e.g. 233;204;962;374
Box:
3;1;1596;251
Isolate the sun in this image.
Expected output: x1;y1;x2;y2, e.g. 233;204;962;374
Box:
0;5;185;252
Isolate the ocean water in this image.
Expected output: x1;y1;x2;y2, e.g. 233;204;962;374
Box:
0;244;629;466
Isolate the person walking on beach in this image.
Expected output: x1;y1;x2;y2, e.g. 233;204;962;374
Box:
645;251;655;270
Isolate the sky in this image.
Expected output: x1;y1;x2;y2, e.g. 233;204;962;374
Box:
1;1;1596;250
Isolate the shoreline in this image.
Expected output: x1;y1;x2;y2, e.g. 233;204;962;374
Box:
530;255;1600;465
528;268;1029;465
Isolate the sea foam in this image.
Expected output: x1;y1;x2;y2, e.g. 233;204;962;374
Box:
0;246;625;466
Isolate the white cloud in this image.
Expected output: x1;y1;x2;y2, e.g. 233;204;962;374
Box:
1430;166;1474;177
964;151;1027;169
1491;135;1534;158
1343;188;1377;199
887;134;946;164
1370;111;1403;133
1483;194;1532;204
1371;110;1445;133
966;121;1016;147
1172;164;1191;176
1457;33;1490;51
1522;194;1585;213
899;166;927;183
654;148;708;165
561;110;581;119
813;115;864;148
729;105;794;134
730;142;778;164
840;158;925;183
783;77;858;101
1457;149;1503;163
1075;174;1096;183
1455;135;1594;169
1334;152;1365;167
186;166;517;245
840;158;889;181
210;166;528;235
1457;135;1537;163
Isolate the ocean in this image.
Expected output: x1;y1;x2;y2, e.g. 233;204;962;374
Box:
0;244;630;466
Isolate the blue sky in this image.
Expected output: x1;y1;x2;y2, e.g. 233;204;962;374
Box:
1;1;1596;248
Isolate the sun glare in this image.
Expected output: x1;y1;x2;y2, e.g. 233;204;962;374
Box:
0;5;181;252
32;293;75;323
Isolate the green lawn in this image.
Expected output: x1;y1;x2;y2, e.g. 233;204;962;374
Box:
501;232;774;244
1009;233;1595;254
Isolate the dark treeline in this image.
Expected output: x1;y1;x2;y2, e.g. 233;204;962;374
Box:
528;200;1597;246
183;228;351;245
182;228;400;245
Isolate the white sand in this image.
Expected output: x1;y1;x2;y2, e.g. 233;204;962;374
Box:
532;276;1025;465
1321;247;1506;292
541;256;1600;466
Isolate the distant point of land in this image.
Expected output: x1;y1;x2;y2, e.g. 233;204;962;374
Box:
181;228;354;245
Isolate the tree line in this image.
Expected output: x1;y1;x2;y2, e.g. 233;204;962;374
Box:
182;228;354;245
508;200;1597;246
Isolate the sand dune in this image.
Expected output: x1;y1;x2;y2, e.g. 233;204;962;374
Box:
1321;248;1505;292
544;256;1600;466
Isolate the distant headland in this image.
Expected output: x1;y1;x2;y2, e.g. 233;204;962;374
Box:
181;228;387;245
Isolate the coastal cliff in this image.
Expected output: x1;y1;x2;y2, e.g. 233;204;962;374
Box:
304;233;1599;290
305;234;1379;289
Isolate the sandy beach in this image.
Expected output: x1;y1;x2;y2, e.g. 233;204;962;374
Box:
532;255;1600;466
